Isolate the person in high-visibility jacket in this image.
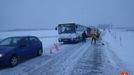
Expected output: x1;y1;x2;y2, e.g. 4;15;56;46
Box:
91;32;97;44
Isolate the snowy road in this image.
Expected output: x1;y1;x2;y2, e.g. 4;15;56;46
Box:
0;39;91;75
0;29;133;75
0;39;90;75
0;39;131;75
28;40;91;75
71;43;104;75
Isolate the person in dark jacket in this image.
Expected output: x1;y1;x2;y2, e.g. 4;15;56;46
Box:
82;31;87;42
97;31;100;40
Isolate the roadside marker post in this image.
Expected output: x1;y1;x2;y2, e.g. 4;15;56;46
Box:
50;48;53;54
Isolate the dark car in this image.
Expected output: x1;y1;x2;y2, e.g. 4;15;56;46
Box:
0;36;43;67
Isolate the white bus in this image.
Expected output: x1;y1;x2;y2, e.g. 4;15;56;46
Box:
58;23;87;43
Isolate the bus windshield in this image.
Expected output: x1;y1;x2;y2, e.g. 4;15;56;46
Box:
58;24;76;34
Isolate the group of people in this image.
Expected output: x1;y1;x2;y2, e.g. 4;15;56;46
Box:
82;30;100;44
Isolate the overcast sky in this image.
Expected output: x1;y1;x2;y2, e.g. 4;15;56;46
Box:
0;0;134;30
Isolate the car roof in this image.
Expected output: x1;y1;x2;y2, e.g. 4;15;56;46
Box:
8;36;37;38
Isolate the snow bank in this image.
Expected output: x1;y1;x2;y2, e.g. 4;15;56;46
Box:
103;29;134;72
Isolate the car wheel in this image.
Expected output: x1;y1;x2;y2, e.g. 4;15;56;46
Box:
9;56;18;67
37;49;43;56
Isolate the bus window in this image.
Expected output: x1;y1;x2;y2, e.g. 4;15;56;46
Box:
58;24;76;34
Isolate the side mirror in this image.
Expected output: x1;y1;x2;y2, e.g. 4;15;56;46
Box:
55;27;57;30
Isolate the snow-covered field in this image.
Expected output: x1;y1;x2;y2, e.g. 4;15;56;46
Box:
0;29;134;75
103;29;134;73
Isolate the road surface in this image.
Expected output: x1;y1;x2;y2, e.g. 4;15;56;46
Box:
0;39;131;75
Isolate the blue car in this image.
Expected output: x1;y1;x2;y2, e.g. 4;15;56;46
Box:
0;36;43;67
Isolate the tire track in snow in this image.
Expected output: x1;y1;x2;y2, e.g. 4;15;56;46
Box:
71;43;105;75
59;41;91;75
28;40;91;75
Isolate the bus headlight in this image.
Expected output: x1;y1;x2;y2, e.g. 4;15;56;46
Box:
0;54;3;58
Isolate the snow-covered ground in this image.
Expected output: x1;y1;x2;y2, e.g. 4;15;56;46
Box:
0;29;134;75
103;29;134;74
